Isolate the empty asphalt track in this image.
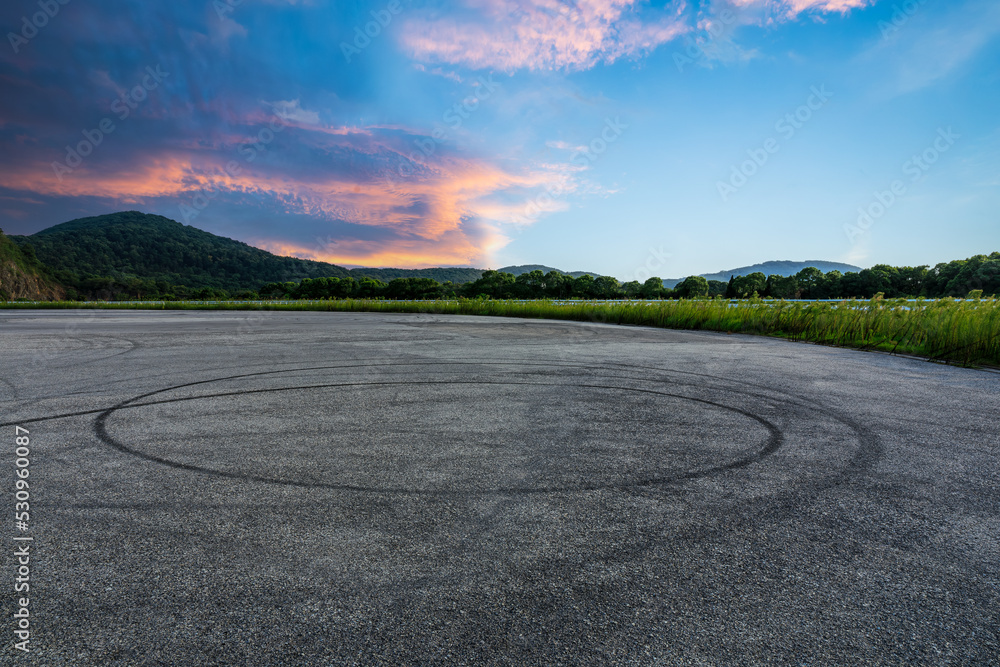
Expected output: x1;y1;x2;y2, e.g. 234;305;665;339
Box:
1;310;998;665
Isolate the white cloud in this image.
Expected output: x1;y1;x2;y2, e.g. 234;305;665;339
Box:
267;99;321;125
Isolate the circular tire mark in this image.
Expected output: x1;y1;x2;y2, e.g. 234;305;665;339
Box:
5;356;877;498
93;367;786;495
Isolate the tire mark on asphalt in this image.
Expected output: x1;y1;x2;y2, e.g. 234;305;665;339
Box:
92;377;784;496
0;349;887;653
1;354;879;499
2;354;879;481
0;356;786;427
2;353;871;477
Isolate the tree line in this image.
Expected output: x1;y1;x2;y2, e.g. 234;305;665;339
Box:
257;253;998;301
23;252;998;302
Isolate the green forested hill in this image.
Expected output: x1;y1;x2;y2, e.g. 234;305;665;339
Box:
11;211;353;291
10;211;492;294
0;229;65;300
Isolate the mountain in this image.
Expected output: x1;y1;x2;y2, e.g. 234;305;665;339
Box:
662;260;862;288
11;212;490;291
497;264;600;279
6;211;862;296
0;228;65;300
12;211;353;291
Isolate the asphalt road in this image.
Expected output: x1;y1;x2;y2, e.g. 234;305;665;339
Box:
1;310;998;665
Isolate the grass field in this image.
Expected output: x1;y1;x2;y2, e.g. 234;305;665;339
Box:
4;297;999;367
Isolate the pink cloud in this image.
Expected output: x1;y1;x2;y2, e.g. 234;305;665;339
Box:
401;0;690;71
400;0;875;71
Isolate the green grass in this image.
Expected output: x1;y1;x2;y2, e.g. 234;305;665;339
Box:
4;297;999;367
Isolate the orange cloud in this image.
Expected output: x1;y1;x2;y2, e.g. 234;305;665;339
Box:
0;122;567;268
0;154;209;201
255;235;494;269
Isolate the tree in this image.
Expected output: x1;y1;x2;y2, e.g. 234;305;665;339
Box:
973;258;1000;296
385;277;442;299
794;267;824;298
620;280;641;298
333;277;357;299
926;260;965;296
639;277;666;299
707;280;728;297
592;275;620;299
571;274;595;298
461;271;515;299
675;275;709;298
542;271;572;299
894;265;928;296
859;265;900;297
731;272;766;298
294;277;335;299
820;270;843;299
356;278;387;298
514;270;545;299
765;274;799;299
944;255;996;296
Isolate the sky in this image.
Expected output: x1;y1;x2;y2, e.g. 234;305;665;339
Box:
0;0;998;280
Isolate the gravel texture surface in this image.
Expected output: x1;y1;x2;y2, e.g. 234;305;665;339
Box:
1;310;998;665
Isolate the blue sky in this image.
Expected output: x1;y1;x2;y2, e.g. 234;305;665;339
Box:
1;0;997;278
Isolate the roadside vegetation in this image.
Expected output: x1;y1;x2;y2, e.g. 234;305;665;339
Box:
4;295;998;367
4;241;998;366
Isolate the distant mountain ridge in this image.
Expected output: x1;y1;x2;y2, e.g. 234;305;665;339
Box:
661;260;862;288
10;211;862;294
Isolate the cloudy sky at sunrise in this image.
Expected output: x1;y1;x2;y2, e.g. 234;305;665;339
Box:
1;0;998;278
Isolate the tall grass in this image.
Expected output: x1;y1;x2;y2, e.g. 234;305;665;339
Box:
4;297;998;367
